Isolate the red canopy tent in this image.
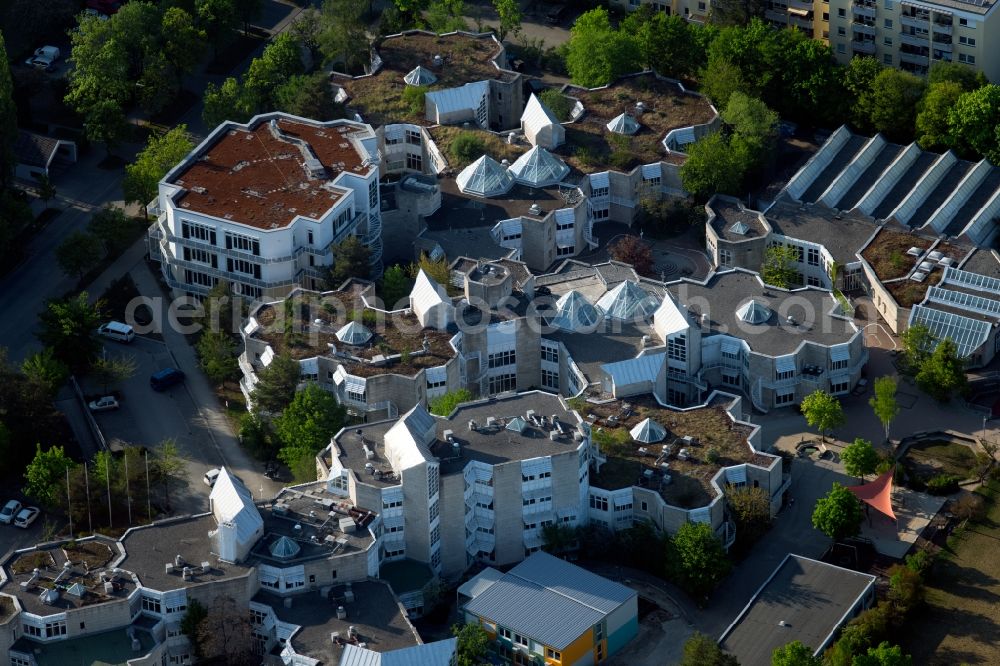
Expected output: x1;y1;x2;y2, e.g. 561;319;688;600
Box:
847;470;896;521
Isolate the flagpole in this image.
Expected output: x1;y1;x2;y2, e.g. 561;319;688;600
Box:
124;451;132;526
66;467;73;537
145;450;151;523
85;463;92;534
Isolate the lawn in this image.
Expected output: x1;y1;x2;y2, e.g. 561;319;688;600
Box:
902;481;1000;664
901;439;977;481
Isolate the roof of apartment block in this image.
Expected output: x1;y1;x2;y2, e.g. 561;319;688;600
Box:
249;484;376;565
666;270;859;356
335;31;516;126
860;226;972;308
333;419;406;487
168;116;373;230
119;514;255;591
428;177;578;230
12;627;157;666
720;555;876;666
250;290;457;376
432;392;585;474
2;537;137;616
764;199;878;266
586;394;769;509
709;197;769;242
554;73;717;172
256;580;420;664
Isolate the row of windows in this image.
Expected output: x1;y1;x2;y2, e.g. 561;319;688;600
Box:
556;217;574;231
227;257;261;279
668;334;687;362
522;494;551;506
488;349;516;368
522;471;551;482
541;368;559;390
489;373;516;394
541;344;559;364
556;245;575;257
590;495;609;511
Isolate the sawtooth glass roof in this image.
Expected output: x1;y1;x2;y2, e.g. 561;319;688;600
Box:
507;146;570;188
456;154;514;197
908;305;991;358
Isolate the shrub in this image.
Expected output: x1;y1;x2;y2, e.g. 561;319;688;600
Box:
538;88;573;121
609;149;634;170
904;549;933;576
429;389;474;416
706;447;721;464
402;85;428;116
951;492;985;521
449;131;486;165
926;473;960;495
593;428;631;457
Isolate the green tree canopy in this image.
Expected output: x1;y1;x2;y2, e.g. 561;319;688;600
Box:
276;72;344;121
564;8;641;88
429;388;473;416
250;354;302;414
772;640;821;666
841;56;884;133
243;32;305;112
727;485;771;552
203;77;252;128
424;0;468;34
380;265;413;310
869;376;899;442
24;444;76;508
853;642;913;666
0;32;17;187
671;521;731;598
91;353;138;393
492;0;522;42
154;438;185;511
722;92;779;172
274;384;347;479
196;0;239;56
88;207;135;256
699;56;747;112
927;61;987;91
858;69;925;142
680;632;740;666
162;6;208;85
915;337;967;402
56;231;103;281
21;348;70;399
453;623;490;666
842;438;879;481
319;0;370;74
330;236;372;286
916;81;963;151
900;322;935;370
37;292;104;371
197;329;239;387
947;84;1000;163
812;483;863;542
800;390;845;442
124;126;194;218
680;131;747;200
761;244;800;289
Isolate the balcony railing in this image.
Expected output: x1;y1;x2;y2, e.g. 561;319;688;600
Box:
788;0;813;10
852;40;877;54
900;32;929;47
900;51;930;66
901;15;929;29
852;5;875;19
853;22;876;36
789;15;813;29
931;21;952;35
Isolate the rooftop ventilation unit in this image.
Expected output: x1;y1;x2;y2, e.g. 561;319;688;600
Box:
433;54;443;67
906;247;923;257
528;203;542;216
910;271;927;282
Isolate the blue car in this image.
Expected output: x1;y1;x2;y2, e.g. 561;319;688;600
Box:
150;368;185;391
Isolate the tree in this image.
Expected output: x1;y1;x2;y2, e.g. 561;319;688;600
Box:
154;438;185;511
425;0;468;34
947;85;1000;163
493;0;522;42
24;444;76;508
196;0;239;57
916;82;962;151
319;0;370;74
56;231;103;281
700;56;748;112
887;564;924;616
915;337;967;402
162;7;207;87
37;292;104;371
239;411;277;459
21;348;69;399
196;596;255;665
380;265;413;310
625;10;702;80
429;388;473;416
291;8;323;67
88;207;135;256
250;354;302;414
274;384;347;479
842;438;879;481
453;623;490;666
812;483;863;542
64;16;131;151
670;521;731;598
416;253;451;289
927;61;987;91
0;32;17;187
680;132;747;200
541;522;577;555
197;329;239;387
608;235;653;276
772;641;821;666
91;353;138;394
842;56;884;133
680;632;740;666
180;599;209;659
773;33;845;126
800;390;844;443
723;92;778;173
727;485;771;551
35;174;56;210
329;236;372;286
858;69;925;142
234;0;262;36
276;72;343;121
539;88;573;122
900;322;934;371
869;376;899;443
203;77;251;128
243;32;305;112
761;243;800;289
853;642;913;666
564;9;641;88
449;131;487;166
201;280;241;336
83;97;129;155
124;126;195;218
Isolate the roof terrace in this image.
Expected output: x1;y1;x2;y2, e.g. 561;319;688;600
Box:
337;31;515;126
764;199;878;266
555;73;717;173
585;394;770;509
12;627;157;666
168;116;373;230
2;538;136;616
709;197;769;242
861;227;972;307
427;176;579;231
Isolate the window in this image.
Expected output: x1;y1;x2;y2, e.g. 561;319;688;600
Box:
541;369;559;390
959;36;976;46
884;18;893;28
227;257;261;279
614;502;632;512
719;248;732;266
501;229;521;242
541;345;558;364
884;0;892;7
45;620;67;637
427;375;446;390
488;349;516;368
166;602;187;614
406;152;422;171
224;231;260;256
668;334;686;362
405;129;421;145
428;464;440;498
830;358;848;371
698;1;706;9
592;207;608;220
307;229;314;246
837;43;846;53
513;633;528;647
181;220;216;244
591;186;608;198
12;656;32;666
182;246;217;268
333;207;354;232
959;53;976;64
722;372;741;387
775;391;795;406
251;609;267;625
807;275;821;287
23;624;41;637
642;174;660;187
557;245;575;257
589;495;609;511
347;388;366;403
884;36;893;46
547;648;562;661
807;247;819;266
838;7;846;16
959;17;968;26
775;367;795;381
831;380;849;394
823;11;829;20
142;596;162;613
369;179;379;209
556;216;574;231
499;627;512;640
883;53;893;65
383;498;402;508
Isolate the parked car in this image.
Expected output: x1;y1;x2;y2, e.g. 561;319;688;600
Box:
0;500;22;525
24;46;61;72
150;368;185;391
97;321;135;343
83;8;110;20
89;396;120;412
204;468;221;486
14;507;40;529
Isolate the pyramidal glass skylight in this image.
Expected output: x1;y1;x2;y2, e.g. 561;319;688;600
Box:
508;146;570;188
736;299;772;325
456;155;514;198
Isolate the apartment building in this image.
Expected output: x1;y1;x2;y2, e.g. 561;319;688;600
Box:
148;113;383;300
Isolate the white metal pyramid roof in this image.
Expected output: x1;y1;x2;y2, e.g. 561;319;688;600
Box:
456;154;514;197
736;299;772;325
403;65;437;86
521;93;561;131
385;404;438;472
596;281;658;320
606;113;639;135
209;467;264;547
508;146;570;188
630;417;667;443
336;320;373;346
551;290;600;332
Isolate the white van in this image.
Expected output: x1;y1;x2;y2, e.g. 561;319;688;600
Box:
97;321;135;343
